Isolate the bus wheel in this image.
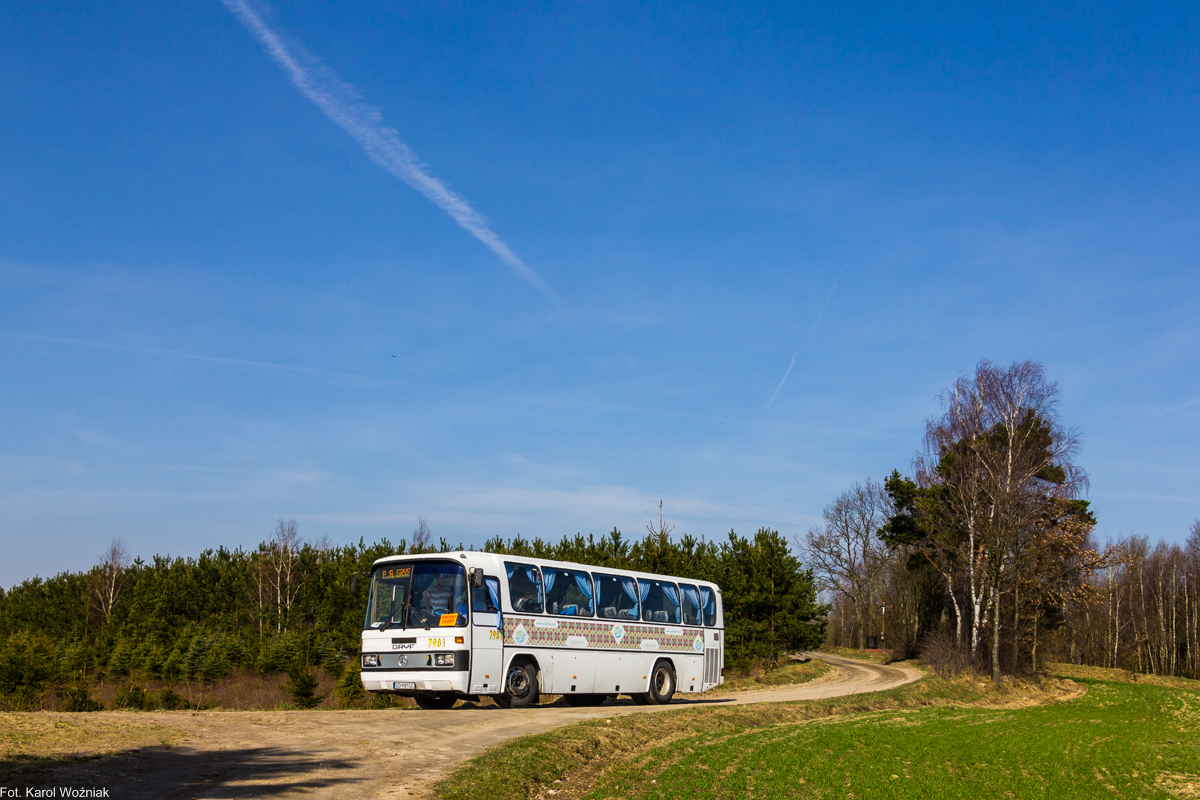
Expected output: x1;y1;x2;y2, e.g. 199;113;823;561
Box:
630;693;649;705
563;694;607;707
414;694;458;710
644;661;676;705
498;658;539;709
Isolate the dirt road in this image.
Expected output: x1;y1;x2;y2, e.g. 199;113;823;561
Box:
42;653;921;799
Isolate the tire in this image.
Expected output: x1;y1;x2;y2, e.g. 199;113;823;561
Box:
563;694;608;707
414;694;458;710
644;660;676;705
499;658;540;709
630;693;649;705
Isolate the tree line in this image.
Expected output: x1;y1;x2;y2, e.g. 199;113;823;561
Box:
806;359;1200;681
0;516;824;710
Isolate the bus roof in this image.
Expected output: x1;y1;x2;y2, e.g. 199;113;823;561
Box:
370;551;721;591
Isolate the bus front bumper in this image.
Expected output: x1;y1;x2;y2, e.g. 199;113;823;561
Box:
362;671;471;694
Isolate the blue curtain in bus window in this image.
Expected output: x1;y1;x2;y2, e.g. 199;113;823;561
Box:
574;573;593;601
543;568;557;594
525;566;541;588
621;577;639;606
700;586;717;626
506;563;516;580
681;584;701;625
639;580;650;603
662;583;681;623
486;577;500;612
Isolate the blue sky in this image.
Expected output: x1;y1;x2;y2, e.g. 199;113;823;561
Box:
2;1;1198;587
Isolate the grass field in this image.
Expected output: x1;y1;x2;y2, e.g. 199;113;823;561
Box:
436;667;1081;800
583;677;1200;800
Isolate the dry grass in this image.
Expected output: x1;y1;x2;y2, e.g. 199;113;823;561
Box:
817;646;896;664
0;712;191;784
1048;662;1200;691
0;714;189;759
710;657;831;694
32;669;351;712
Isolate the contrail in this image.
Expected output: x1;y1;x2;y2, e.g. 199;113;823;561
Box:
766;276;841;409
766;352;798;409
221;0;556;302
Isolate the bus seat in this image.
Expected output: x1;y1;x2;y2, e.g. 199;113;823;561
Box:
603;607;617;618
654;611;669;622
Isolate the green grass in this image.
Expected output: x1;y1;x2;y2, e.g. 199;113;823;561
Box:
584;678;1200;799
436;670;1076;800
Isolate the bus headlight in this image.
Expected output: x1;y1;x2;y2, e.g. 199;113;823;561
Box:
434;653;454;667
362;654;380;668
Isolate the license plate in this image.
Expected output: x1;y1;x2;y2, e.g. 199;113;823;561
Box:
392;681;416;690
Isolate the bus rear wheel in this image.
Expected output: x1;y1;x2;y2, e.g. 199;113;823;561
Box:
414;694;458;710
496;658;539;709
643;661;676;705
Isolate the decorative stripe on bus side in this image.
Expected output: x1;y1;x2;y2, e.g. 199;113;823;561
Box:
504;617;707;653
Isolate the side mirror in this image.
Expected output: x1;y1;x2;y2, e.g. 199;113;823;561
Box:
469;568;484;588
350;574;359;593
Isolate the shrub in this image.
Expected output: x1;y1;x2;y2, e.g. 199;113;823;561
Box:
114;683;151;710
0;631;60;704
60;684;104;712
287;663;325;709
919;629;977;678
335;663;367;707
159;687;192;710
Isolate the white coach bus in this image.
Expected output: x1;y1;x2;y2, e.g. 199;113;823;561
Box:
358;551;725;709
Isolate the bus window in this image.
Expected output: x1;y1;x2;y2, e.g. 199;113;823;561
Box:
679;584;702;626
366;564;413;629
543;567;594;616
410;562;469;627
594;573;639;620
472;576;501;627
700;586;718;627
505;562;543;613
640;580;681;624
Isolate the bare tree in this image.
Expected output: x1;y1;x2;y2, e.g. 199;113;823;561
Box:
647;500;676;543
411;516;432;553
803;479;892;649
90;538;131;625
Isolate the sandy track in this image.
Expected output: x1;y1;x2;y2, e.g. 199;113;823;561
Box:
44;653;920;798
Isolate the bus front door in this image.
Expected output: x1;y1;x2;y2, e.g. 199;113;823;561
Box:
470;576;504;694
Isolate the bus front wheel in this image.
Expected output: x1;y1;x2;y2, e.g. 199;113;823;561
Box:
643;660;676;705
496;658;539;709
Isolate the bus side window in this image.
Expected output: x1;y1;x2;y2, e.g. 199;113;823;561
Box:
680;584;702;626
504;562;543;614
641;580;681;624
594;573;639;620
543;567;595;617
700;586;717;626
472;577;500;612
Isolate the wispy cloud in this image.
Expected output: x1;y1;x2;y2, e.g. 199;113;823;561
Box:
220;0;556;303
766;276;841;409
2;331;396;387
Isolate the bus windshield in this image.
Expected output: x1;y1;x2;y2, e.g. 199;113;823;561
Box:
366;561;469;629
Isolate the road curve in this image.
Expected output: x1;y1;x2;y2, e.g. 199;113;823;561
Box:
46;654;922;799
